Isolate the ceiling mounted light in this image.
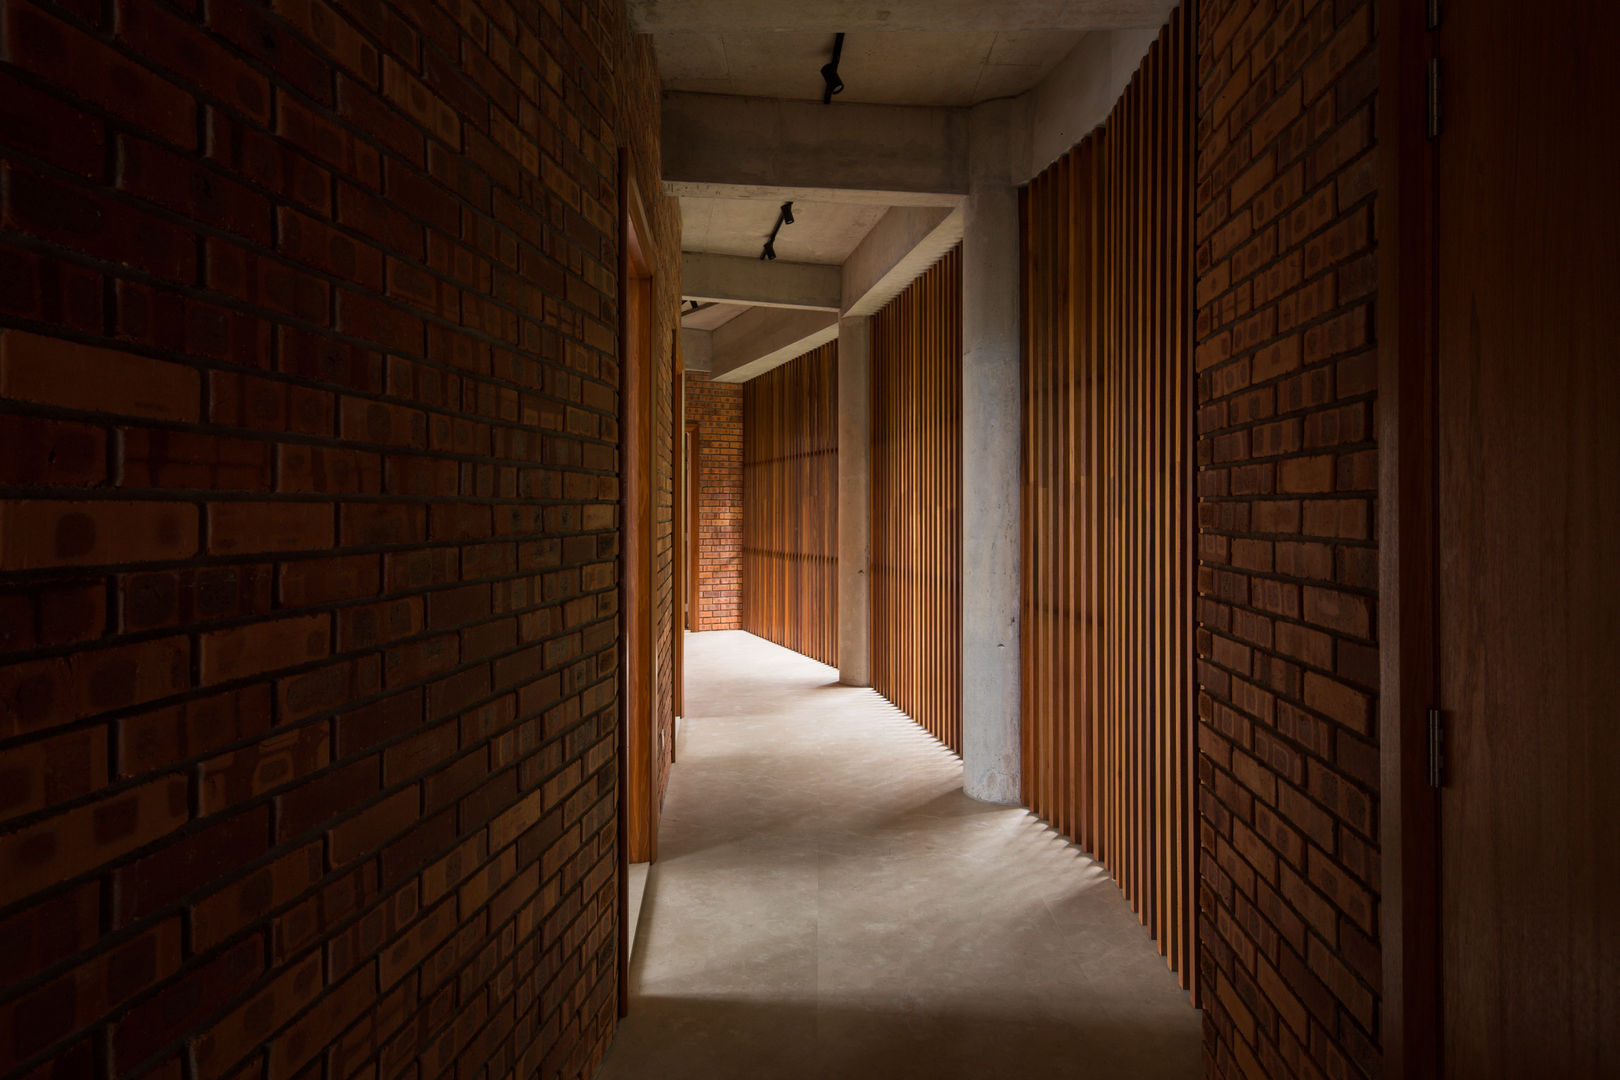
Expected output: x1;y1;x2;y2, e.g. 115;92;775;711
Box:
780;201;795;226
821;33;846;104
762;239;777;261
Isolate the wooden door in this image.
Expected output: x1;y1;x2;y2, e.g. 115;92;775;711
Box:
673;336;685;725
1435;3;1620;1074
621;269;654;866
617;155;657;1024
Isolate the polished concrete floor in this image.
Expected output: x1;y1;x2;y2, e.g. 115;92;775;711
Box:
597;631;1201;1080
626;861;649;961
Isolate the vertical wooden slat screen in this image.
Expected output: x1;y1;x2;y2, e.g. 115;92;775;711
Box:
870;247;963;753
741;342;839;667
1019;7;1195;995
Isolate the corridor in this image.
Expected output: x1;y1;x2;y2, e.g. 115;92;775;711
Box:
598;632;1201;1079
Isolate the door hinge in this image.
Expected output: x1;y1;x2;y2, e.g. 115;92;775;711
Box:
1427;0;1440;30
1428;708;1445;789
1426;58;1442;139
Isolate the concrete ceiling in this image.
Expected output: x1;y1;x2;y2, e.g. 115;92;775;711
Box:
630;0;1177;33
680;196;886;264
662;0;1178;383
653;31;1086;107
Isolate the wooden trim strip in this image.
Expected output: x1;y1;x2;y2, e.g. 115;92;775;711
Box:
1376;0;1441;1073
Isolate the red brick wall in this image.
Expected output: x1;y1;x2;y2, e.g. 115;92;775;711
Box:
0;2;677;1079
683;372;742;631
1194;0;1381;1077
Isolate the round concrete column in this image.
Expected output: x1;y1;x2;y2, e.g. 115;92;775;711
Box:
837;315;872;686
961;102;1023;805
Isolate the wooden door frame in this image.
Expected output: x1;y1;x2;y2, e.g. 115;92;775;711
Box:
1376;0;1441;1075
672;333;684;750
685;422;701;631
617;148;659;1017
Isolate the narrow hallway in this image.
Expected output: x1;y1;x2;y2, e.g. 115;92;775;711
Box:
599;632;1201;1079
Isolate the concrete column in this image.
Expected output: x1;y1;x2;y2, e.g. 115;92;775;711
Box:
837;315;871;686
961;100;1026;805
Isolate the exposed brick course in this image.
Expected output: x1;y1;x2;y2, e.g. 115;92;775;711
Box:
0;3;677;1080
683;372;743;631
1194;0;1381;1077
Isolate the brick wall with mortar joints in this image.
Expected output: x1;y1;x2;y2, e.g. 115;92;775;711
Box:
682;372;742;632
1193;0;1382;1077
0;1;678;1078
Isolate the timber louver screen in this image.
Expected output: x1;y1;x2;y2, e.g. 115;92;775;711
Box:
871;247;963;753
1019;6;1196;993
741;343;839;667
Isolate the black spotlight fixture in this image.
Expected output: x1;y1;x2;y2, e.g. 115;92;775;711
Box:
821;33;846;104
760;201;794;261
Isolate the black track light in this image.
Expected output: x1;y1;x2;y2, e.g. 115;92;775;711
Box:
760;202;794;261
821;33;846;104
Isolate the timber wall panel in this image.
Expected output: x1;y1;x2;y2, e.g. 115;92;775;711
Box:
741;344;838;666
1019;7;1196;993
870;248;962;753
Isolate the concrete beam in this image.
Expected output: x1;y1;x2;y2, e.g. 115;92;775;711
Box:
682;252;841;311
841;205;963;317
662;93;969;202
1026;28;1160;180
709;306;838;383
630;0;1177;33
680;328;713;373
664;181;962;209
